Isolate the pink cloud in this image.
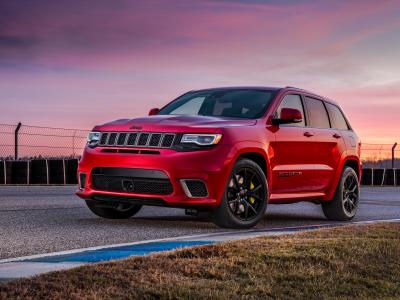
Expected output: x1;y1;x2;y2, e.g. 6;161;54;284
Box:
1;0;400;144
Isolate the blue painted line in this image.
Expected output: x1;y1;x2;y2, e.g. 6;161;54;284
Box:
25;241;213;263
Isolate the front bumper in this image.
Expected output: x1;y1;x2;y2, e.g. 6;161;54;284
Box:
76;145;235;209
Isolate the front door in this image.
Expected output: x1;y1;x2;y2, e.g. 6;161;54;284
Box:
269;94;317;194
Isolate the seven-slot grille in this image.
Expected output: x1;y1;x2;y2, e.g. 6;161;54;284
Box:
98;132;176;148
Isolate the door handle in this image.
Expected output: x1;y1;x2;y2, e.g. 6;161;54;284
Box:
304;132;314;137
333;133;341;139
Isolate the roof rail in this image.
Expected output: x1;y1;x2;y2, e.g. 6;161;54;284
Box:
285;86;305;90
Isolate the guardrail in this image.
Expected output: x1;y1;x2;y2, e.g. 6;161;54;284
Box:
0;159;78;185
0;161;398;186
361;168;400;186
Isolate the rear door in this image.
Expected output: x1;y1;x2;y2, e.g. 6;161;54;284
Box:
270;94;317;194
303;97;346;192
325;102;356;149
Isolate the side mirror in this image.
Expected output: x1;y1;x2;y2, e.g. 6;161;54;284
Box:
272;108;302;125
148;108;160;116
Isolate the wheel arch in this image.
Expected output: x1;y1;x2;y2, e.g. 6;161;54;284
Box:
325;154;361;201
227;142;273;195
237;152;268;177
343;158;361;180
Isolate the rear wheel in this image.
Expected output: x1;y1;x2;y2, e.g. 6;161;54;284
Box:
212;159;268;229
322;167;359;221
85;201;142;219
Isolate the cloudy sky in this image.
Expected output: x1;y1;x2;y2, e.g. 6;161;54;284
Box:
1;0;399;143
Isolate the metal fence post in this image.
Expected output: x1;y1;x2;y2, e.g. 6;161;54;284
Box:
3;161;6;185
371;168;374;186
14;122;22;160
46;159;49;185
392;143;398;169
27;160;30;185
63;159;66;185
72;129;77;157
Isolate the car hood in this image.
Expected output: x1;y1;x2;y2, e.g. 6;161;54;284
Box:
93;115;257;132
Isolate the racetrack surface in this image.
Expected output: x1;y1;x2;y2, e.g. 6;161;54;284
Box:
1;186;399;259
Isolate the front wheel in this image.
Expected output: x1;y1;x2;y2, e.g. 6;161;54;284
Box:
85;201;143;219
322;167;360;221
212;159;268;229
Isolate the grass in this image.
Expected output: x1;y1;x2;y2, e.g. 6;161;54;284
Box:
1;223;400;299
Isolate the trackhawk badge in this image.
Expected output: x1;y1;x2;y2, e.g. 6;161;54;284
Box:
129;125;142;130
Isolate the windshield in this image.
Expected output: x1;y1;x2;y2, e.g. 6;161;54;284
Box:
158;89;276;119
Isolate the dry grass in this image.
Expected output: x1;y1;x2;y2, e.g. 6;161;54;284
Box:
1;223;400;300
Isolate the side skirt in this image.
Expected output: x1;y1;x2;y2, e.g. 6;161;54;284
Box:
269;192;325;204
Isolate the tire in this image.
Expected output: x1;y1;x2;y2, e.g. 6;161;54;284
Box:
212;159;268;229
85;201;142;219
322;167;360;221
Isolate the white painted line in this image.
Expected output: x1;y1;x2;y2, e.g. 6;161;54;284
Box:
1;218;400;265
0;231;234;264
0;262;84;279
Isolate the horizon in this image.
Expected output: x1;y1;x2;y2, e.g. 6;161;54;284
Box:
1;0;399;144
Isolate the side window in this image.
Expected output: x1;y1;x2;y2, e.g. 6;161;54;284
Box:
276;94;305;127
325;103;349;130
169;96;205;115
305;97;330;128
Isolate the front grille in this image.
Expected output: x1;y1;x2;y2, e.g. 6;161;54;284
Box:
108;133;118;145
162;134;175;147
137;133;150;146
117;133;127;145
149;133;162;146
127;133;138;145
100;133;108;145
181;180;208;197
99;132;176;148
91;167;173;195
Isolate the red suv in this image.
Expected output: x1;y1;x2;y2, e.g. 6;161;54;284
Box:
77;87;361;228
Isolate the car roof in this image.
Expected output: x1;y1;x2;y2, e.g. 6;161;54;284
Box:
192;86;282;92
190;86;339;106
283;86;339;106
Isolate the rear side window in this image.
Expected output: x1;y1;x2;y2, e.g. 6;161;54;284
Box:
325;102;349;130
276;94;305;127
305;97;330;128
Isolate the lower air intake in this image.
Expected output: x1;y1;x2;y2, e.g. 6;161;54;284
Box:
91;167;173;195
181;180;208;198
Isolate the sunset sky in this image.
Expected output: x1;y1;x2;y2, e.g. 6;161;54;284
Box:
1;0;399;143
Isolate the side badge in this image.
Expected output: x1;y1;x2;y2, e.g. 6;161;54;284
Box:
278;171;302;177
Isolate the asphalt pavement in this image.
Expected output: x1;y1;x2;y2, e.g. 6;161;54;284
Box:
1;186;399;259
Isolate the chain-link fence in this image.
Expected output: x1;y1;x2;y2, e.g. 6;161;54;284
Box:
361;143;399;169
0;123;398;166
0;123;398;185
0;123;89;160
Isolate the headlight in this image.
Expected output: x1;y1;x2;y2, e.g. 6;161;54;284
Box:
87;131;101;147
181;134;222;146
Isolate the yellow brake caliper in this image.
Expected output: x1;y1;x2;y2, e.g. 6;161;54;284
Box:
250;182;255;204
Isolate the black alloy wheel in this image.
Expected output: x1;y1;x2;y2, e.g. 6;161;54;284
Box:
213;159;268;228
322;167;359;221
